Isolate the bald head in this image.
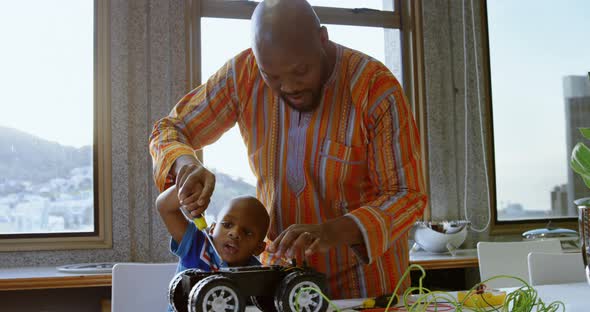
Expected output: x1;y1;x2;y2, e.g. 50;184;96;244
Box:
252;0;321;53
251;0;336;112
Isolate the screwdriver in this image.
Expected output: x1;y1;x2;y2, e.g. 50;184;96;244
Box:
180;207;222;258
180;207;208;230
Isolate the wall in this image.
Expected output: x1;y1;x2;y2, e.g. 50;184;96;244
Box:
0;287;110;312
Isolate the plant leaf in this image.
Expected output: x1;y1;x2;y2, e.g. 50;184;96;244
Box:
571;143;590;174
571;158;590;189
580;128;590;140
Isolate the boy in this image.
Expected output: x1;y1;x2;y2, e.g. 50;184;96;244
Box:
156;185;270;273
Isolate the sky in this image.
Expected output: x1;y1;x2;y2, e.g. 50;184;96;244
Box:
0;0;93;148
487;0;590;212
1;0;589;214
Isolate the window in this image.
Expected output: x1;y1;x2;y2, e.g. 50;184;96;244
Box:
0;0;111;250
484;0;590;229
189;0;424;220
253;0;395;11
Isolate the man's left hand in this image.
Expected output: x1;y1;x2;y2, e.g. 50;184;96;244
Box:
267;216;363;261
267;223;331;259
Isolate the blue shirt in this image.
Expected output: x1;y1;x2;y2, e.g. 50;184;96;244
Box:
170;222;261;274
167;223;261;311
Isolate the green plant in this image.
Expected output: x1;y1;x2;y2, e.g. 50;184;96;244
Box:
571;128;590;189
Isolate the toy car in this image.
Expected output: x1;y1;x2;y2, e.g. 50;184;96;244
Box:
168;264;329;312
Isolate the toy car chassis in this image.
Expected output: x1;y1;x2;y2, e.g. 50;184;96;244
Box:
168;265;328;312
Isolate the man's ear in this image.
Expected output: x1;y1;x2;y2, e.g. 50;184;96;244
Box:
208;222;216;235
253;241;266;256
319;26;329;45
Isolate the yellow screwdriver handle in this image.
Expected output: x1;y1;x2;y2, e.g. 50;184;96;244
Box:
193;215;208;230
181;206;208;230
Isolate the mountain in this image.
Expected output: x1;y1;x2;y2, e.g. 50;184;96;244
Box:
213;169;256;197
0;126;91;184
208;169;256;217
0;126;256;202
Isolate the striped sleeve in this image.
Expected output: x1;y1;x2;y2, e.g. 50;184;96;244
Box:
149;55;243;192
347;66;427;264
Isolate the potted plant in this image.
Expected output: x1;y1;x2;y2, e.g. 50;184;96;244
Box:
570;73;590;285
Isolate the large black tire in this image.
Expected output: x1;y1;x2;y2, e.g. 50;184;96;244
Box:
188;275;245;312
251;295;278;312
169;269;209;312
275;271;328;312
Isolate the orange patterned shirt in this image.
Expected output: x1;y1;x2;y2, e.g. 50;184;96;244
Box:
150;43;427;299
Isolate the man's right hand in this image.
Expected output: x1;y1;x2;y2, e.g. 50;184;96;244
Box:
173;156;216;218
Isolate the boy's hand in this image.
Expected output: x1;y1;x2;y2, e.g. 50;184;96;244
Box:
174;157;216;217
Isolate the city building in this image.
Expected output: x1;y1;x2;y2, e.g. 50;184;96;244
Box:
563;75;590;216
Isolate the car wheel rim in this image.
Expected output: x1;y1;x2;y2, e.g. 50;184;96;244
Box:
288;281;323;312
202;285;239;312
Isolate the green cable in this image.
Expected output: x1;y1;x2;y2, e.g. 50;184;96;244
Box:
294;286;341;312
294;264;566;312
384;264;427;311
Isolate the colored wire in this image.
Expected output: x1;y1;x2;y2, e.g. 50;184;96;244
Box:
294;286;341;312
294;264;566;312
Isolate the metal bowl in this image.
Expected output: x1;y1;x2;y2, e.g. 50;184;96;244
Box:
413;221;469;254
522;227;578;241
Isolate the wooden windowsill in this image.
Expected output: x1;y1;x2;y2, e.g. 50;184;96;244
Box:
0;251;480;291
0;266;111;291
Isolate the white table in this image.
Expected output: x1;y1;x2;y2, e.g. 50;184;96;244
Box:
246;282;588;311
500;282;588;312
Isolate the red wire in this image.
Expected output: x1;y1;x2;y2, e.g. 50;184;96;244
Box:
361;302;454;312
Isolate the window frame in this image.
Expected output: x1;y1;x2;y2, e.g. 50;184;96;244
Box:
481;1;577;234
185;0;430;217
0;0;113;251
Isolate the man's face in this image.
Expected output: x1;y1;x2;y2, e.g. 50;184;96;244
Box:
210;201;266;266
254;30;329;112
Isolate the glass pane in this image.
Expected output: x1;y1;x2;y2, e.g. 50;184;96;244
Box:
201;17;401;219
325;23;402;83
201;18;256;222
249;0;394;11
0;1;94;234
487;0;590;221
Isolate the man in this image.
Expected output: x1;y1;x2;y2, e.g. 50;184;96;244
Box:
149;0;427;299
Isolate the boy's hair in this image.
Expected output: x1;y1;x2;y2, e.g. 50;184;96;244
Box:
217;196;270;238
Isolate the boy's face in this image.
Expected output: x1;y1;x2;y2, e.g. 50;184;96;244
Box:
210;199;267;266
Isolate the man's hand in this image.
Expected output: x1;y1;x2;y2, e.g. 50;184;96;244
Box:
267;224;328;259
267;216;363;260
173;156;216;217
